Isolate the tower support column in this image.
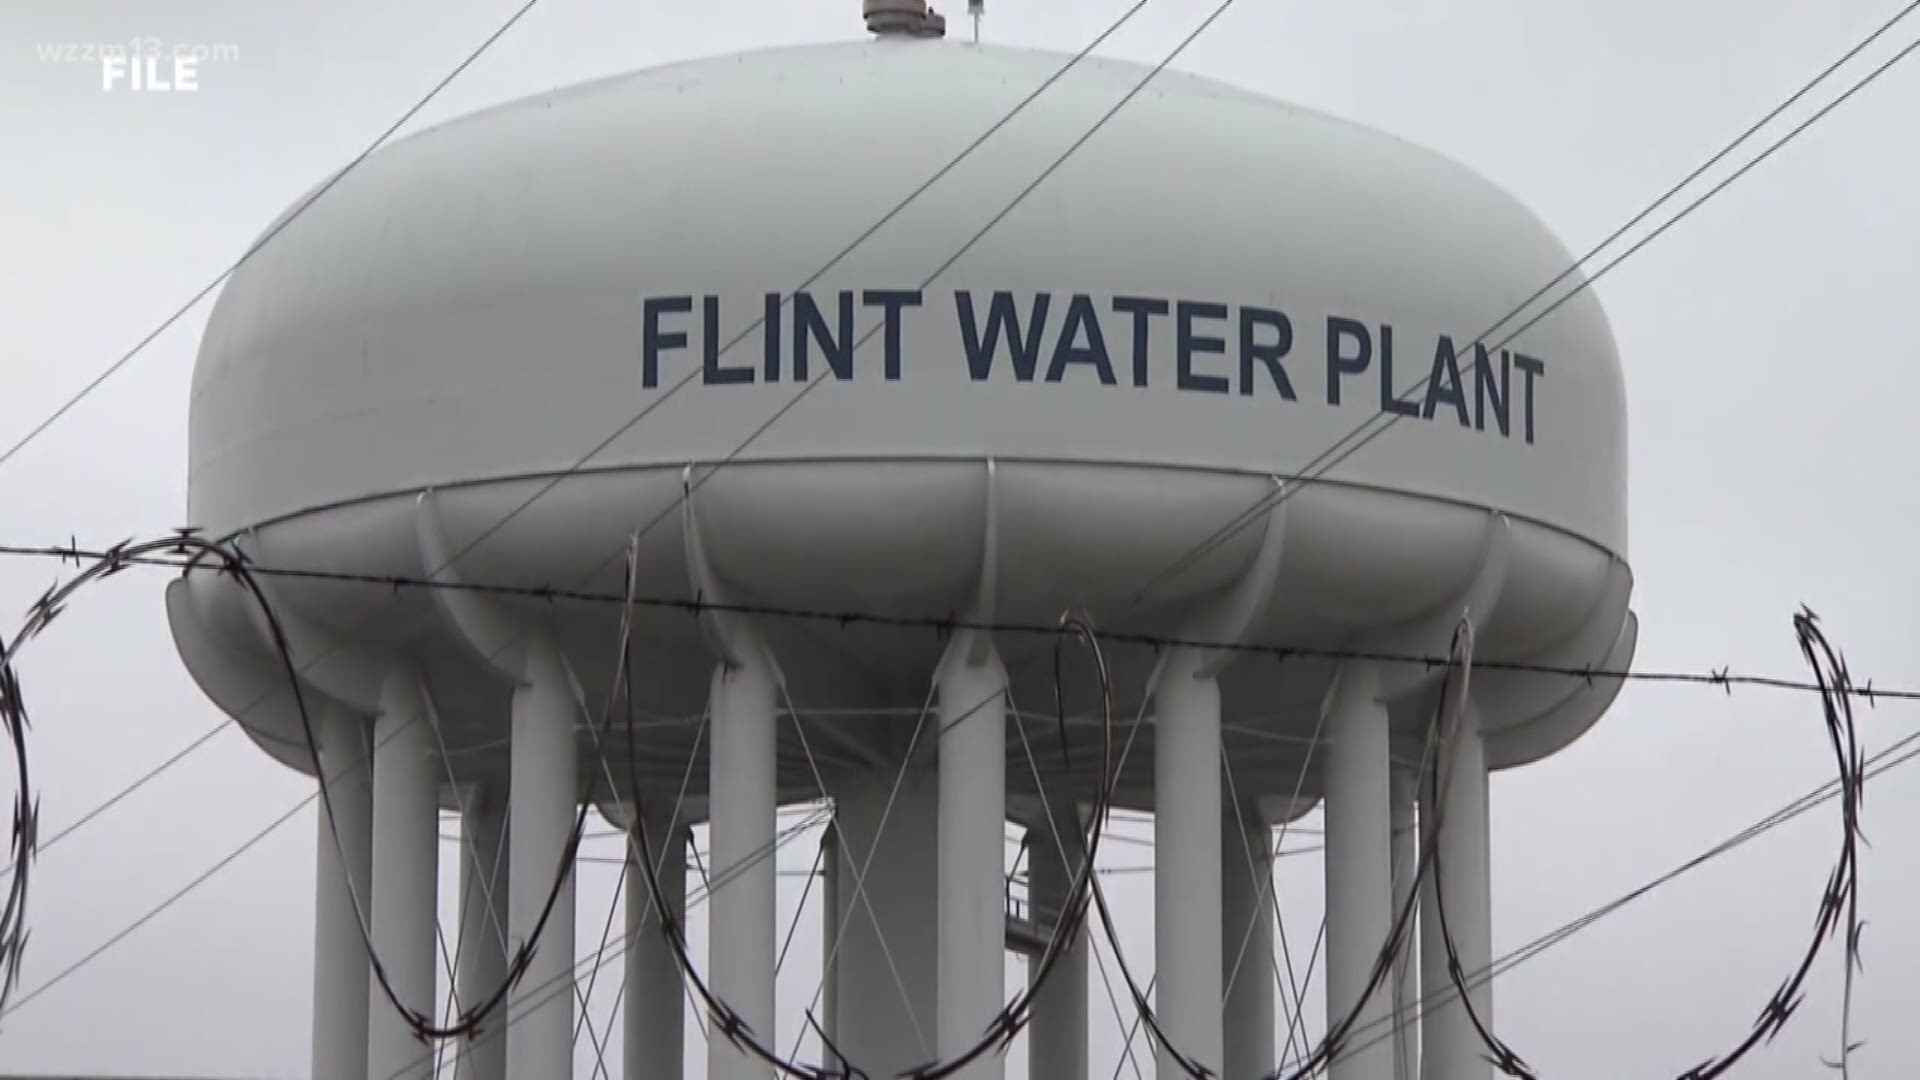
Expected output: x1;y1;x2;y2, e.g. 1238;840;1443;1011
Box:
314;704;373;1080
1027;803;1087;1080
935;631;1007;1079
626;809;687;1080
1420;706;1492;1080
707;642;779;1080
507;637;579;1080
1153;648;1224;1077
1391;764;1421;1080
1324;661;1393;1080
829;773;939;1073
821;827;841;1055
456;787;510;1080
367;674;439;1080
1223;799;1275;1080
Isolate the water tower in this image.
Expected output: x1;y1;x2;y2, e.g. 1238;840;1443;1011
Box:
166;4;1635;1079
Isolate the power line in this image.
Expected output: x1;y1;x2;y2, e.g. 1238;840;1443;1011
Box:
0;0;546;474
312;0;1165;592
1118;6;1920;610
0;719;229;875
1286;729;1920;1073
3;10;1912;1069
0;766;827;1023
0;0;1178;917
8;538;1916;702
393;712;1920;1080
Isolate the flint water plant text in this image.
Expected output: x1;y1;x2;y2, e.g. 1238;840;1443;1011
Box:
640;290;1547;444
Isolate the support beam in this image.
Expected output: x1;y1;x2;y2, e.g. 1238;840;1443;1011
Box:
367;675;438;1080
1391;765;1421;1080
626;813;687;1080
1420;707;1491;1080
456;788;509;1080
1223;800;1274;1080
936;633;1007;1080
1324;661;1393;1080
1027;806;1087;1080
1153;648;1223;1077
707;646;779;1080
507;638;579;1080
821;828;841;1056
314;705;372;1080
831;774;939;1074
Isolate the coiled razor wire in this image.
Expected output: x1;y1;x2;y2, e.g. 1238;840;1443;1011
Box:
0;537;1877;1074
0;537;189;1020
1428;606;1867;1080
1074;618;1474;1080
0;533;623;1043
0;631;37;1021
615;527;1117;1080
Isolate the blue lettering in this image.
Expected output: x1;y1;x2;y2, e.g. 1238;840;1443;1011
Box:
1421;335;1469;426
640;289;1545;445
1112;296;1168;387
703;296;752;384
1325;316;1370;406
957;290;1051;381
863;289;922;381
794;291;855;381
1377;324;1419;418
1046;294;1117;384
1474;346;1509;437
761;293;783;382
641;295;692;389
1514;353;1545;445
1238;306;1295;399
1176;301;1230;394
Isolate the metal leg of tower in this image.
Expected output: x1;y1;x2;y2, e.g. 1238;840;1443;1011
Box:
1223;799;1275;1080
507;638;579;1080
936;638;1007;1079
830;774;940;1075
314;705;373;1080
1419;707;1491;1080
1325;661;1393;1080
707;649;779;1080
1390;766;1421;1080
367;675;439;1080
626;812;687;1080
1027;805;1087;1080
820;827;841;1054
1153;649;1224;1077
456;787;509;1080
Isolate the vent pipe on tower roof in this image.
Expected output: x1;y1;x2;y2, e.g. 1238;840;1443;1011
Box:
865;0;947;38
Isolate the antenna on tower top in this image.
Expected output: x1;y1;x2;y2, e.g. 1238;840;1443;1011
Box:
969;0;984;42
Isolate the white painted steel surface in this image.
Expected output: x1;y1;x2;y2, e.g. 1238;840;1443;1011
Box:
163;29;1642;1080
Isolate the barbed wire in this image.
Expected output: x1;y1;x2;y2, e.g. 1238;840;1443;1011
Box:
1429;608;1868;1080
3;537;1913;703
0;529;1894;1075
1076;618;1471;1080
0;1;1909;1066
0;630;36;1020
602;513;1119;1079
0;532;611;1042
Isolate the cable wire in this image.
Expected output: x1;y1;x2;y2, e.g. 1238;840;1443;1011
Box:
0;0;545;474
1118;8;1920;612
1427;608;1868;1080
1;539;1908;703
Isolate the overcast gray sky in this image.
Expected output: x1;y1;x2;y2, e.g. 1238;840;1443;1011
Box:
2;0;1919;1078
